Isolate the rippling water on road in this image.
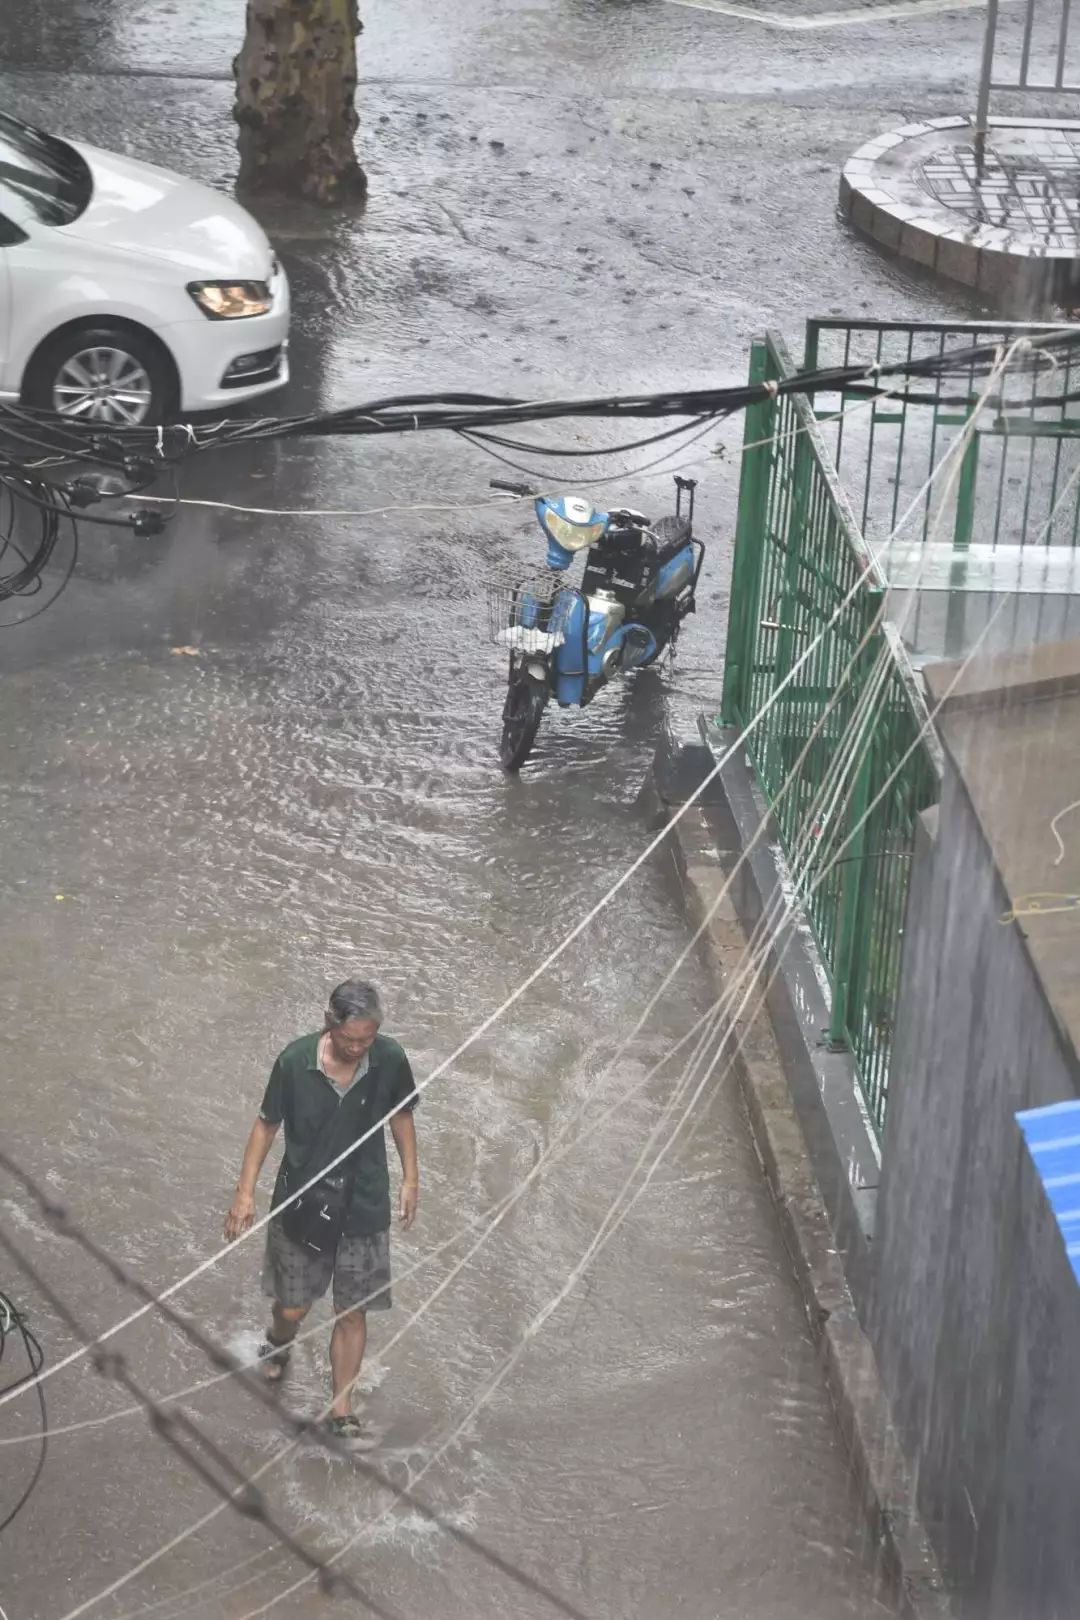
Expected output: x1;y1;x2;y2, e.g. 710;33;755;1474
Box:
0;484;891;1619
0;0;974;1609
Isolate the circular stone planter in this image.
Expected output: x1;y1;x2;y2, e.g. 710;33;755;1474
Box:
839;115;1080;306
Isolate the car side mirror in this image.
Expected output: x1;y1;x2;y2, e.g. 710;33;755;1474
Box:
0;214;28;245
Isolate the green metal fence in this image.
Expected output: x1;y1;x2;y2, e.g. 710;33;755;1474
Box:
803;320;1080;590
720;332;939;1137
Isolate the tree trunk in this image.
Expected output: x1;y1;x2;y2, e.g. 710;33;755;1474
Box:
233;0;366;206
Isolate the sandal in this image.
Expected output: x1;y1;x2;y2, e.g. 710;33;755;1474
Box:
322;1413;377;1452
257;1337;292;1383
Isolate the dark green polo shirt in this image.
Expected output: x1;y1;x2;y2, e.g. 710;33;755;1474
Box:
260;1031;417;1238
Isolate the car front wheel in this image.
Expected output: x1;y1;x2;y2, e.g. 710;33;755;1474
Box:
23;324;176;426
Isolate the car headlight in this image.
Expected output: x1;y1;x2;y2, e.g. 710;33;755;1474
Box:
543;509;607;551
187;280;273;319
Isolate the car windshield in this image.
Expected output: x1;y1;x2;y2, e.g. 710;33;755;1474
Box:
0;113;91;226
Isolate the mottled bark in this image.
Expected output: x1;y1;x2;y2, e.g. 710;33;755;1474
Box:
233;0;366;206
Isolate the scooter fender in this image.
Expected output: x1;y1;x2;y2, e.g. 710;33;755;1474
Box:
552;594;614;705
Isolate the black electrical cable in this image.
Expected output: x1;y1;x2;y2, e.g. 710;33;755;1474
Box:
464;410;719;459
457;410;730;489
0;445;176;628
0;478;78;627
0;1286;47;1537
2;326;1077;469
0;327;1073;629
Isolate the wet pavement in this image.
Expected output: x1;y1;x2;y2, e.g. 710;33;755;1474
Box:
0;2;989;1617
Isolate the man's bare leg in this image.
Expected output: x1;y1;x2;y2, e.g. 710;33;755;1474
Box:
328;1308;367;1417
262;1301;309;1382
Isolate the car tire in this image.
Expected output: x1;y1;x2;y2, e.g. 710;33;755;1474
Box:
23;324;177;426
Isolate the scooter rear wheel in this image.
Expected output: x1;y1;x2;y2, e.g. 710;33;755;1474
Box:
500;673;548;771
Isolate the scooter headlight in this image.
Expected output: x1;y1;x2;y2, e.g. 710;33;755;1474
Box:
543;508;607;551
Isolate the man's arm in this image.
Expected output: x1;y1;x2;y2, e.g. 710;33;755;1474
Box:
224;1117;280;1241
389;1109;419;1230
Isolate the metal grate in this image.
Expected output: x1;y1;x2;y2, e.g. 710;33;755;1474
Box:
977;0;1080;125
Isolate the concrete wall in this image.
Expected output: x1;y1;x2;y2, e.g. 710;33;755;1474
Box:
870;765;1080;1620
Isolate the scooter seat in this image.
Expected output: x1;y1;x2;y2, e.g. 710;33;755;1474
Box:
652;514;691;552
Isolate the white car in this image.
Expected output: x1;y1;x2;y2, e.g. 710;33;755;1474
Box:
0;112;290;425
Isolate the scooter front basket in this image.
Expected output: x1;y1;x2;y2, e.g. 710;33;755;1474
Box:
486;570;574;656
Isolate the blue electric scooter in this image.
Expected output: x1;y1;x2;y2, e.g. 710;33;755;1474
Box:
486;475;703;770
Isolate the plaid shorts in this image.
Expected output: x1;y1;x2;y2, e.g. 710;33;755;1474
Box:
262;1220;392;1314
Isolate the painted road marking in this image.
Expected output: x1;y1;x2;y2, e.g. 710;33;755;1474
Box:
665;0;1000;31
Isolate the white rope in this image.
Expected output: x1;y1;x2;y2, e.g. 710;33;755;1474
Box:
29;340;1036;1620
0;602;892;1456
0;568;892;1459
39;574;906;1620
13;512;911;1620
186;339;1033;1620
242;850;887;1615
23;336;1026;1620
109;1550;276;1620
47;452;978;1620
128;493;531;519
46;970;761;1620
61;631;965;1620
0;566;910;1414
238;575;1030;1620
1050;798;1080;867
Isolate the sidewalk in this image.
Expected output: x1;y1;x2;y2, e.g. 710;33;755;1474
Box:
840;116;1080;305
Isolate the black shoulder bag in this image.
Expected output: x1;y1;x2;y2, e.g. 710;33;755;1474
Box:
277;1120;359;1256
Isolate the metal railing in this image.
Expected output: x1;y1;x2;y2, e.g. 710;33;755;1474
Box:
802;320;1080;595
720;332;940;1137
976;0;1080;166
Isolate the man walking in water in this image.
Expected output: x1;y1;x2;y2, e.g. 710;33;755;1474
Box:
224;979;419;1448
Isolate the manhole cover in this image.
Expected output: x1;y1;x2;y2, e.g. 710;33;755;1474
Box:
920;131;1080;248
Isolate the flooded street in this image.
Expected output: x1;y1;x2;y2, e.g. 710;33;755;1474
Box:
0;1;986;1615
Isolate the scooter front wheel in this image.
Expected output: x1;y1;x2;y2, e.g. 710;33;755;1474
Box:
500;672;548;771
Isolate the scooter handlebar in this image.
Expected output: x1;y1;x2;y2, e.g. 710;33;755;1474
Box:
489;479;536;497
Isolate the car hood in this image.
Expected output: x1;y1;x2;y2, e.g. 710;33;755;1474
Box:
57;141;273;279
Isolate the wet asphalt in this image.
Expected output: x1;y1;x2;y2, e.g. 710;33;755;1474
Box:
0;2;992;1618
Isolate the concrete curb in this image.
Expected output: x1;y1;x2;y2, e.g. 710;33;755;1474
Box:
645;743;950;1619
838;115;1080;305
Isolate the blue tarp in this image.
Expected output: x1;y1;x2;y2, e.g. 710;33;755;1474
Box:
1016;1098;1080;1284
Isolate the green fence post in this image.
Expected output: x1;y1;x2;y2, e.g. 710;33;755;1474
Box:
826;589;882;1051
952;427;979;553
721;339;773;725
803;320;821;373
774;415;813;713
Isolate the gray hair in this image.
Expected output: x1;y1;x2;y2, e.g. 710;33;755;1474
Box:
327;978;383;1027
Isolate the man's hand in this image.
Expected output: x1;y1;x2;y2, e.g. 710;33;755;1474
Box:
225;1119;279;1242
224;1191;256;1242
399;1180;419;1231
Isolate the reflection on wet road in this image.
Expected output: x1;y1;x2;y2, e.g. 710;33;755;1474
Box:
0;0;980;1613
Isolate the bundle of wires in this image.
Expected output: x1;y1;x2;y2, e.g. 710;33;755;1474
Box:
0;324;1076;624
0;1289;46;1536
5;326;1080;463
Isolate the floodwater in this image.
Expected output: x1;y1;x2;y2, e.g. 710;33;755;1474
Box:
0;0;988;1615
